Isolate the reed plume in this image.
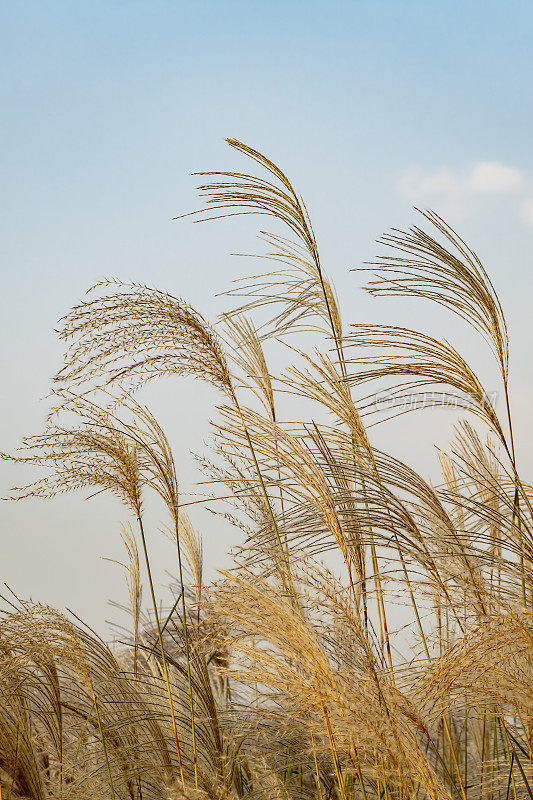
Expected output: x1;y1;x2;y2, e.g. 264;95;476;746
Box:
2;140;532;800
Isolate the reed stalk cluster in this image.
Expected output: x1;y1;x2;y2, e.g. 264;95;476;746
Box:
2;140;532;800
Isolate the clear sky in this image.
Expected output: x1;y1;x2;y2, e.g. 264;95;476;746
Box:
2;0;532;630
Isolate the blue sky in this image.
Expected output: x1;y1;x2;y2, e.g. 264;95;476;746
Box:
2;0;532;629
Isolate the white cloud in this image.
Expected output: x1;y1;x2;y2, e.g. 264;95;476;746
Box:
465;162;524;194
398;167;457;200
397;160;528;223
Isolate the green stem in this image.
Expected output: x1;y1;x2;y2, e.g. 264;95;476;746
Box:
136;511;185;788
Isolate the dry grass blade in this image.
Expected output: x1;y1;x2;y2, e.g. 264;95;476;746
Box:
120;524;143;674
184;138;343;353
221;313;275;420
360;209;508;377
55;281;233;397
348;325;497;422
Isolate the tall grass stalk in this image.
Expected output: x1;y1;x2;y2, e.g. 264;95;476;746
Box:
136;512;185;788
2;140;533;800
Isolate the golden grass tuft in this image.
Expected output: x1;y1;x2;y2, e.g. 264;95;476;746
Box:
1;140;532;800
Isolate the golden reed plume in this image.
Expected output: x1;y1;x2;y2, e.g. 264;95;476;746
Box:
2;140;532;800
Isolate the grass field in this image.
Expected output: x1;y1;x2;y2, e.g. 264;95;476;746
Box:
2;140;532;800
